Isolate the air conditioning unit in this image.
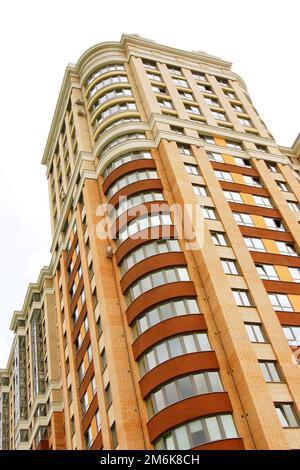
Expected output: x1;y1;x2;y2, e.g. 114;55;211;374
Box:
106;246;113;258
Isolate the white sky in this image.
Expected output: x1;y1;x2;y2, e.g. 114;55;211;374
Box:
0;0;299;367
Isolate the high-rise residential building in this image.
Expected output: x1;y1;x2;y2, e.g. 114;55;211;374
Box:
0;269;65;450
1;33;300;451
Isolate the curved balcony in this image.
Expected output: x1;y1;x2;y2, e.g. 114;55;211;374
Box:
126;282;196;325
86;72;128;106
108;179;163;208
91;96;136;127
89;85;132;117
139;351;219;399
102;158;157;194
115;225;178;264
120;252;187;294
147;393;232;443
132;314;207;360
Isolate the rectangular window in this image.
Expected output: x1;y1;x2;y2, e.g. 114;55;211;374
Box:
283;326;300;347
178;143;192;155
185;104;201;115
211;232;227;246
193;184;207;196
221;259;239;275
212;111;227;121
245;323;267;343
226;140;243;150
185;164;199;175
288;202;300;212
111;422;118;449
239;117;252;127
264;217;285;231
253;196;273;208
267;162;277;173
233;157;251;167
173;78;188;87
101;349;107;371
289;267;300;283
275;403;300;428
208;152;224;163
232;290;252;307
199;135;215;144
259;361;282;383
277;181;288;192
276;241;297;256
256;264;279;281
233;212;254;227
214;170;233;182
268;293;293;312
224;191;243;204
158;98;173;109
201;207;217;220
170;126;184;134
105;383;113;409
231;103;244;112
243;176;262;187
255;144;267;152
178;90;194;101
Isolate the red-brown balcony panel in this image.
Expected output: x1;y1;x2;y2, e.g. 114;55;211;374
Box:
115;225;178;264
102;159;157;194
83;395;99;433
263;280;300;295
133;314;207;360
121;252;187;293
250;252;300;268
126;282;196;325
139;351;219;398
79;362;95;400
193;438;244;450
109;179;163;208
147;392;232;442
240;226;293;243
211;161;259;176
220;180;269;197
112;199;168;234
91;431;103;450
229;202;281;218
277;312;300;327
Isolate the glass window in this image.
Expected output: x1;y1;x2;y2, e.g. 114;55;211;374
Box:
183;335;197;353
164;382;178;405
153;389;165;413
211;232;227;246
206;416;222;441
174;426;190;450
275;404;300;428
208;371;223;392
268;293;293;312
178;376;194;399
169;337;183;357
195;333;209;350
156;342;169;363
232;290;252;307
189;420;206;447
220;414;238;438
194;373;209;395
245;323;266;343
259;361;281;383
256;264;278;281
